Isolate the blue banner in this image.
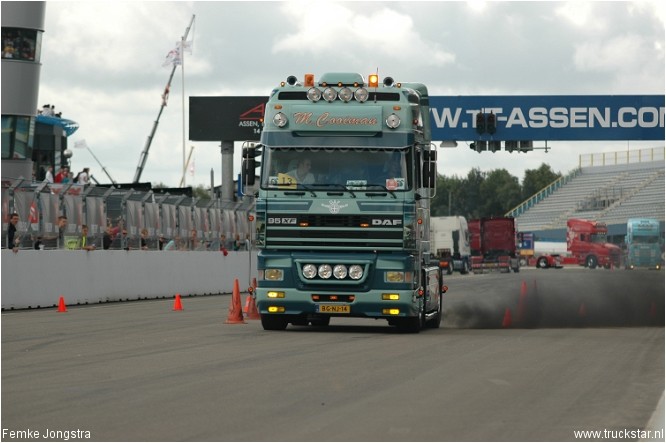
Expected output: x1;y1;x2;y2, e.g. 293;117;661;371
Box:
429;95;665;141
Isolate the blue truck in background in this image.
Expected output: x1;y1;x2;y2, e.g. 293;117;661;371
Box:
624;218;663;270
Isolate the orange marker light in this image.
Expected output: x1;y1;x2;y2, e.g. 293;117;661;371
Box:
368;74;379;88
304;74;315;87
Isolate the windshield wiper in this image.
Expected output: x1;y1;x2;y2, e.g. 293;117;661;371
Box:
322;184;356;198
364;183;396;199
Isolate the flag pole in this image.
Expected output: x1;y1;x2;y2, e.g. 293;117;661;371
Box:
181;14;194;187
132;14;195;185
181;32;186;187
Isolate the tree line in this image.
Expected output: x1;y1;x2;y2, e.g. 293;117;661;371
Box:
431;163;562;219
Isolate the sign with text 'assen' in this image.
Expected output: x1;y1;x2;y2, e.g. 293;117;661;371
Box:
190;95;665;142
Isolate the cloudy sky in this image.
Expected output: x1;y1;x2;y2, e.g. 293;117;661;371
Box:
38;1;665;188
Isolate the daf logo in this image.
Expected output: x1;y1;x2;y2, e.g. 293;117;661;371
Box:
372;218;402;226
321;200;348;214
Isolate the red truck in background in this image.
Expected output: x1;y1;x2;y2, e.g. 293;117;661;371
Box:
469;217;520;273
566;218;622;269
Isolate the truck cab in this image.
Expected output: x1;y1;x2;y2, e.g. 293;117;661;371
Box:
566;218;622;269
625;218;663;270
245;72;443;332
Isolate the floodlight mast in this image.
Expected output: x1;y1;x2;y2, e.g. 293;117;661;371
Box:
133;14;195;184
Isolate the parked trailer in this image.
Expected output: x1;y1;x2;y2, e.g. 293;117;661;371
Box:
430;216;471;275
469;217;520;273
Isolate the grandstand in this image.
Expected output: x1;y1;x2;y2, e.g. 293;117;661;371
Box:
509;147;665;240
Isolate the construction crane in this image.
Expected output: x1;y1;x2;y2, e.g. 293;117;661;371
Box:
133;15;195;184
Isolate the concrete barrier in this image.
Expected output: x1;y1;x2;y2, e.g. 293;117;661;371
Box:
1;249;258;309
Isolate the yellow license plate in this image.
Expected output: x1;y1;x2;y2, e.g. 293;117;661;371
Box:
316;304;350;314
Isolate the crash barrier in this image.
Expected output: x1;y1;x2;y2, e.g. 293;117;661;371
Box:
1;178;255;250
1;249;259;310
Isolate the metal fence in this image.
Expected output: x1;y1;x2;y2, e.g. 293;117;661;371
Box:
1;178;255;251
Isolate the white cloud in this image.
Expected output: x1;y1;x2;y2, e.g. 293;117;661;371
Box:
273;2;454;67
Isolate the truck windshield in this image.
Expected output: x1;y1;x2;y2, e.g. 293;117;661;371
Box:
590;233;608;243
262;147;411;191
633;235;660;244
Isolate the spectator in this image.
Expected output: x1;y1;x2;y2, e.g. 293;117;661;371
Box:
220;234;229;256
57;215;68;249
158;234;167;251
55;166;68;184
121;229;130;251
163;236;179;251
75;167;90;185
140;228;149;250
102;226;113;250
7;212;19;252
188;228;198;251
44;166;54;183
232;233;242;251
79;224;95;251
62;171;74;184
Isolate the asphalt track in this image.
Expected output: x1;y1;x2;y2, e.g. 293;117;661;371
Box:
1;268;664;442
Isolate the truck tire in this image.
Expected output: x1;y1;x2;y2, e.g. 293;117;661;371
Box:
261;314;289;330
537;257;549;269
586;255;598;269
397;309;423;333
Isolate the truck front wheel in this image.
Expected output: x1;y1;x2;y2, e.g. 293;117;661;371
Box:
586;255;598;269
261;314;289;330
537;257;549;269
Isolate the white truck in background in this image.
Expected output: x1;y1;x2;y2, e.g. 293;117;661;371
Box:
430;216;471;275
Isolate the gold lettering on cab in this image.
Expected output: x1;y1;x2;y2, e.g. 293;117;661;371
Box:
294;112;377;127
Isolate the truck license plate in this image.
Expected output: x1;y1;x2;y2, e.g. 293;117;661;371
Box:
316;304;350;314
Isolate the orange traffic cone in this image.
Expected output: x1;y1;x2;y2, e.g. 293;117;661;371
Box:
502;308;512;328
173;294;183;311
57;296;67;313
224;279;246;324
246;286;261;320
243;295;251;314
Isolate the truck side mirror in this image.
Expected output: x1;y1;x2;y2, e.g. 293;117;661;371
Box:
242;146;261;186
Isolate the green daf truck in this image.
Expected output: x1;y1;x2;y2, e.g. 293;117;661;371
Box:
243;72;443;332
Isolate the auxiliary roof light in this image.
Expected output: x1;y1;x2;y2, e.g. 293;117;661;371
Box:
307;87;322;102
368;74;379;88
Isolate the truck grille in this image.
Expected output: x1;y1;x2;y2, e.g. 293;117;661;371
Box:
264;213;404;250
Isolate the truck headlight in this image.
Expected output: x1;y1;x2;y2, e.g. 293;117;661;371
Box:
349;265;363;280
338;87;353;102
323;88;337;102
302;264;317;279
318;264;333;279
264;269;284;281
273;112;288;128
354;87;369;103
386;113;401;129
307;87;322;102
333;264;348;279
385;271;405;283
